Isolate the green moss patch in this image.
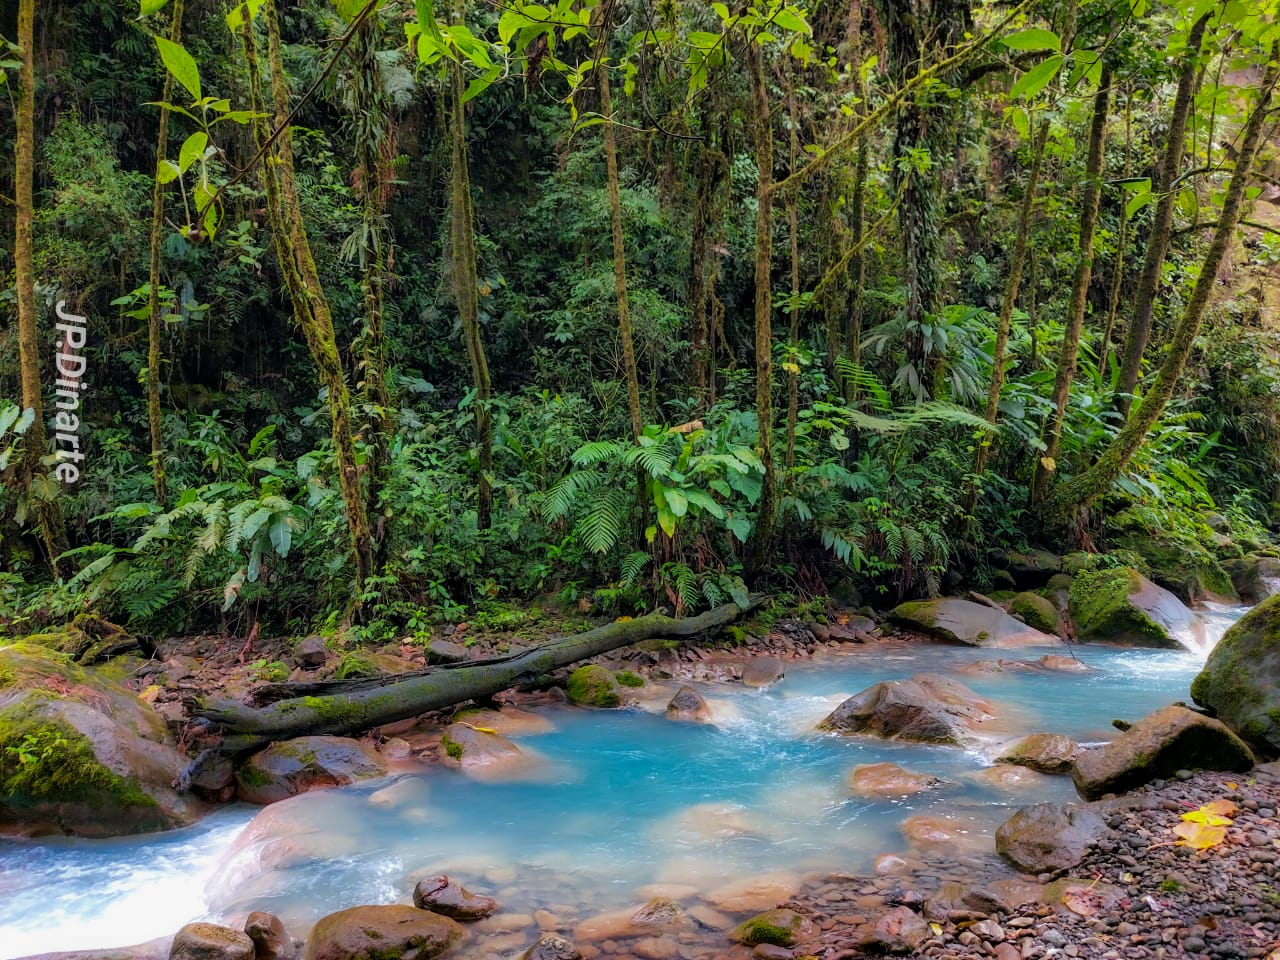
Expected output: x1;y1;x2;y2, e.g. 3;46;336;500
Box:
615;670;645;688
566;665;621;708
1068;567;1168;645
1011;592;1058;634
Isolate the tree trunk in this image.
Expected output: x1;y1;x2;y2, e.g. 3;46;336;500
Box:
1029;66;1111;508
1099;88;1133;375
190;598;756;759
448;37;494;531
246;1;373;588
690;140;727;406
1049;45;1279;519
783;75;801;478
964;118;1049;516
146;0;183;508
745;41;776;579
14;0;66;574
1112;14;1209;417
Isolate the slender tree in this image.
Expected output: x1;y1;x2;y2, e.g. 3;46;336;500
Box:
14;0;66;573
1050;46;1280;519
145;0;185;508
242;1;373;588
1029;64;1112;507
1111;13;1210;416
447;7;494;531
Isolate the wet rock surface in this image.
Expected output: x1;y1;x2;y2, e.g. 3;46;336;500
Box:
818;673;995;745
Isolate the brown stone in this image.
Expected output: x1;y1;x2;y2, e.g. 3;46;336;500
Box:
848;762;945;798
304;906;461;960
412;874;498;921
169;924;254;960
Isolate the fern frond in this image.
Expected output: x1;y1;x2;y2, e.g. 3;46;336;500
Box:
571;440;626;467
541;471;601;521
578;488;628;554
619;550;651;586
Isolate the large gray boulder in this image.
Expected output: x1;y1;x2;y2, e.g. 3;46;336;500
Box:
1224;555;1280;604
0;642;203;837
235;736;387;804
1068;567;1199;647
304;906;461;960
1192;593;1280;757
818;673;995;745
1072;704;1254;800
889;598;1056;648
995;802;1109;873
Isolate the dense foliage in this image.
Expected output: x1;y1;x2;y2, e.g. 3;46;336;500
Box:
1;0;1278;644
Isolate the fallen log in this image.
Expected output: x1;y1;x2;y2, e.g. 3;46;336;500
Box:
190;598;758;760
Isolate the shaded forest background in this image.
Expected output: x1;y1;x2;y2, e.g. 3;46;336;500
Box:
1;0;1279;645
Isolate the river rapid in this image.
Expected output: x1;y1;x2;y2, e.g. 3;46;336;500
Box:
0;605;1248;959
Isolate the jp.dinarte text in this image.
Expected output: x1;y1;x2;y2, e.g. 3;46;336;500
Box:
53;299;88;484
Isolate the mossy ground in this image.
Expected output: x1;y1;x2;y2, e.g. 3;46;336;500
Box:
1011;591;1058;634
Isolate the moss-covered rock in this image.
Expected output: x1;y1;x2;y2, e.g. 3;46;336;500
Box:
1071;704;1253;800
730;909;813;947
15;615;140;665
1191;593;1280;757
566;665;621;708
1114;533;1239;604
889;598;1055;647
0;643;200;836
235;735;387;804
997;549;1063;588
1067;567;1194;648
440;722;523;769
1010;592;1060;635
1223;555;1280;604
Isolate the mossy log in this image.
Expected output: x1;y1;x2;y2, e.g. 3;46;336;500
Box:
186;599;757;778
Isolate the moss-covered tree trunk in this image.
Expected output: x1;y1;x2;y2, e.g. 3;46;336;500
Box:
191;598;756;759
1029;66;1111;508
1112;14;1209;417
145;0;184;508
14;0;66;574
964;117;1048;515
246;2;373;588
690;136;727;406
745;40;776;579
448;37;494;531
783;77;802;478
1049;46;1279;519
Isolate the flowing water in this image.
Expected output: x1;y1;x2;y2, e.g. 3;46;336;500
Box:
0;607;1248;959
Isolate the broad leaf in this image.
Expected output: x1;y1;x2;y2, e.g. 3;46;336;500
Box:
154;35;201;101
1010;54;1063;100
1003;28;1060;51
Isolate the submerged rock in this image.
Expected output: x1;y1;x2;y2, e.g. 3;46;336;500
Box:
848;761;947;798
412;874;498;920
889;597;1056;647
305;906;461;960
995;802;1109;873
440;723;522;768
520;936;582;960
665;685;712;723
566;665;621;708
1191;593;1280;757
0;643;202;837
170;923;255;960
997;733;1079;774
818;673;994;745
235;736;387;805
1072;704;1253;800
1067;567;1196;647
855;906;928;954
729;909;813;947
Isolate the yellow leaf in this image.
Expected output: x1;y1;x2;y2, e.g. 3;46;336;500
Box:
929;922;942;935
1225;781;1238;790
1040;456;1056;471
473;726;499;735
782;362;800;375
140;684;161;704
615;616;633;622
1201;798;1238;818
1173;820;1227;850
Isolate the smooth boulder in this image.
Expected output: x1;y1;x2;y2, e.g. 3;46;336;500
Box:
412;875;497;920
848;762;946;798
1225;555;1280;604
244;913;290;960
1191;593;1280;756
0;643;202;837
665;686;712;723
235;736;387;805
997;733;1079;774
856;907;928;954
1072;704;1254;800
818;673;994;745
995;802;1108;873
889;598;1056;648
521;937;582;960
440;723;522;768
566;665;621;708
1010;592;1060;635
1068;568;1197;647
170;924;255;960
304;906;461;960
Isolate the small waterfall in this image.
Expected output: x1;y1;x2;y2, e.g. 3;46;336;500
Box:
1169;602;1249;659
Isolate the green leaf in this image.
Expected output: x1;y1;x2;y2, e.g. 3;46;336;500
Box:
727;516;751;543
657;506;677;539
1125;189;1156;219
666;488;689;518
1009;54;1063;100
225;0;264;30
178;130;207;173
154;35;201;101
269;513;292;556
1002;28;1059;51
772;7;809;35
334;0;378;23
156;159;182;184
140;0;172;15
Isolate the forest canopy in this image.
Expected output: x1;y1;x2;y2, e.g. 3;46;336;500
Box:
1;0;1279;644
